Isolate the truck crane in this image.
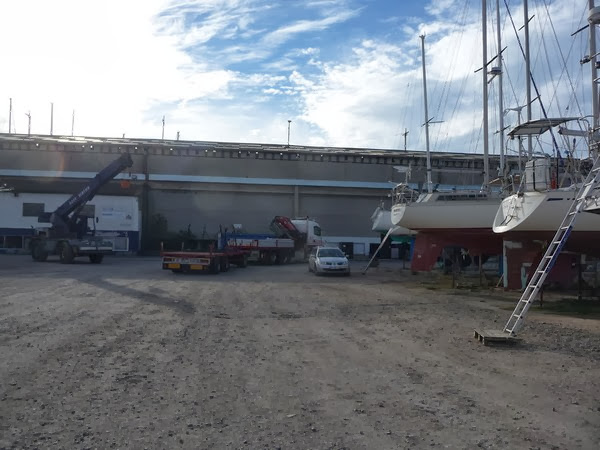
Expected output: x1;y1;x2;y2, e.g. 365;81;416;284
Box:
31;152;134;264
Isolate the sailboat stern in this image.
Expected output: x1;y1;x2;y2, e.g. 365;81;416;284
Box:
390;203;407;226
492;192;546;233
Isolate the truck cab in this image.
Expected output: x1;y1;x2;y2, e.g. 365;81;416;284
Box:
290;218;323;247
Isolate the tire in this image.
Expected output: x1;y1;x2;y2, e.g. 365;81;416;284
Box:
89;254;104;264
32;242;48;262
210;258;221;274
263;251;276;265
275;252;284;265
59;243;75;264
220;257;230;272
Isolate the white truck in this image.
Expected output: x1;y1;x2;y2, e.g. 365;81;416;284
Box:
221;216;323;264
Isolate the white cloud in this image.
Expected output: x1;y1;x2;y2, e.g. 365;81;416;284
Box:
262;9;360;47
425;0;460;17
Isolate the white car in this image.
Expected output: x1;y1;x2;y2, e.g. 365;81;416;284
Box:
308;246;350;276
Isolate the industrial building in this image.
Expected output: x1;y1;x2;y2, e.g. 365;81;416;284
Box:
0;133;515;256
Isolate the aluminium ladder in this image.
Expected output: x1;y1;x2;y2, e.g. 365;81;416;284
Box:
503;154;600;336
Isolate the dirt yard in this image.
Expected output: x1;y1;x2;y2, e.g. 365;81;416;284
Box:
0;254;598;449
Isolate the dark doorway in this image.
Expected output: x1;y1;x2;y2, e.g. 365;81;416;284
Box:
340;242;354;259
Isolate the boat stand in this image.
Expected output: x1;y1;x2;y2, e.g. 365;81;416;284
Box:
362;226;400;274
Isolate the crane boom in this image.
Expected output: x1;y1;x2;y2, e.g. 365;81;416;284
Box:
40;152;133;237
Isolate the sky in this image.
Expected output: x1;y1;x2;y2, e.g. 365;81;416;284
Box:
0;0;595;157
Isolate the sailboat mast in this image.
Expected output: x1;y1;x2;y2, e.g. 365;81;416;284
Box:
496;0;505;175
420;34;433;194
590;0;599;150
524;0;532;158
482;0;490;187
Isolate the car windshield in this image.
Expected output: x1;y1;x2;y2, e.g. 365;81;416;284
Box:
318;248;344;258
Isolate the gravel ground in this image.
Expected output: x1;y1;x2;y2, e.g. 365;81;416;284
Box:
0;254;599;449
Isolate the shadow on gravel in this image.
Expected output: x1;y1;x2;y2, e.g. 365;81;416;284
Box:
82;277;196;315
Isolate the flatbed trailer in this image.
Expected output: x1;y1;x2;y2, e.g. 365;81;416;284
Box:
222;233;296;264
161;216;321;273
161;248;248;274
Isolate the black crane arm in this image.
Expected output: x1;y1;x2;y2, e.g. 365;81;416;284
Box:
42;152;133;234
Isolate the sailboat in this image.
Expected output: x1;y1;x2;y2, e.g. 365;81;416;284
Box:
492;135;600;253
391;7;506;272
492;1;600;257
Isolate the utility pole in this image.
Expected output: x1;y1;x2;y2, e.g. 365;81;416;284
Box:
8;98;12;134
50;102;54;136
176;131;180;141
161;115;165;140
287;120;292;146
71;109;75;136
402;128;409;151
25;111;31;135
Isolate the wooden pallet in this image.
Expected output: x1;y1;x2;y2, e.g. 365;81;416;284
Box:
473;329;521;346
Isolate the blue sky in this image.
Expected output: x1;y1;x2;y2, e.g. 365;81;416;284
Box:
0;0;594;159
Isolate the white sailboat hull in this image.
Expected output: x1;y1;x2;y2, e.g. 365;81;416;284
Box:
391;193;501;231
493;188;600;233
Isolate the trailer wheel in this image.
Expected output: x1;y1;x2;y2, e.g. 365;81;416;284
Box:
220;257;230;272
240;254;248;268
59;243;75;264
275;252;284;265
284;251;293;264
32;242;48;262
210;258;221;274
89;254;104;264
